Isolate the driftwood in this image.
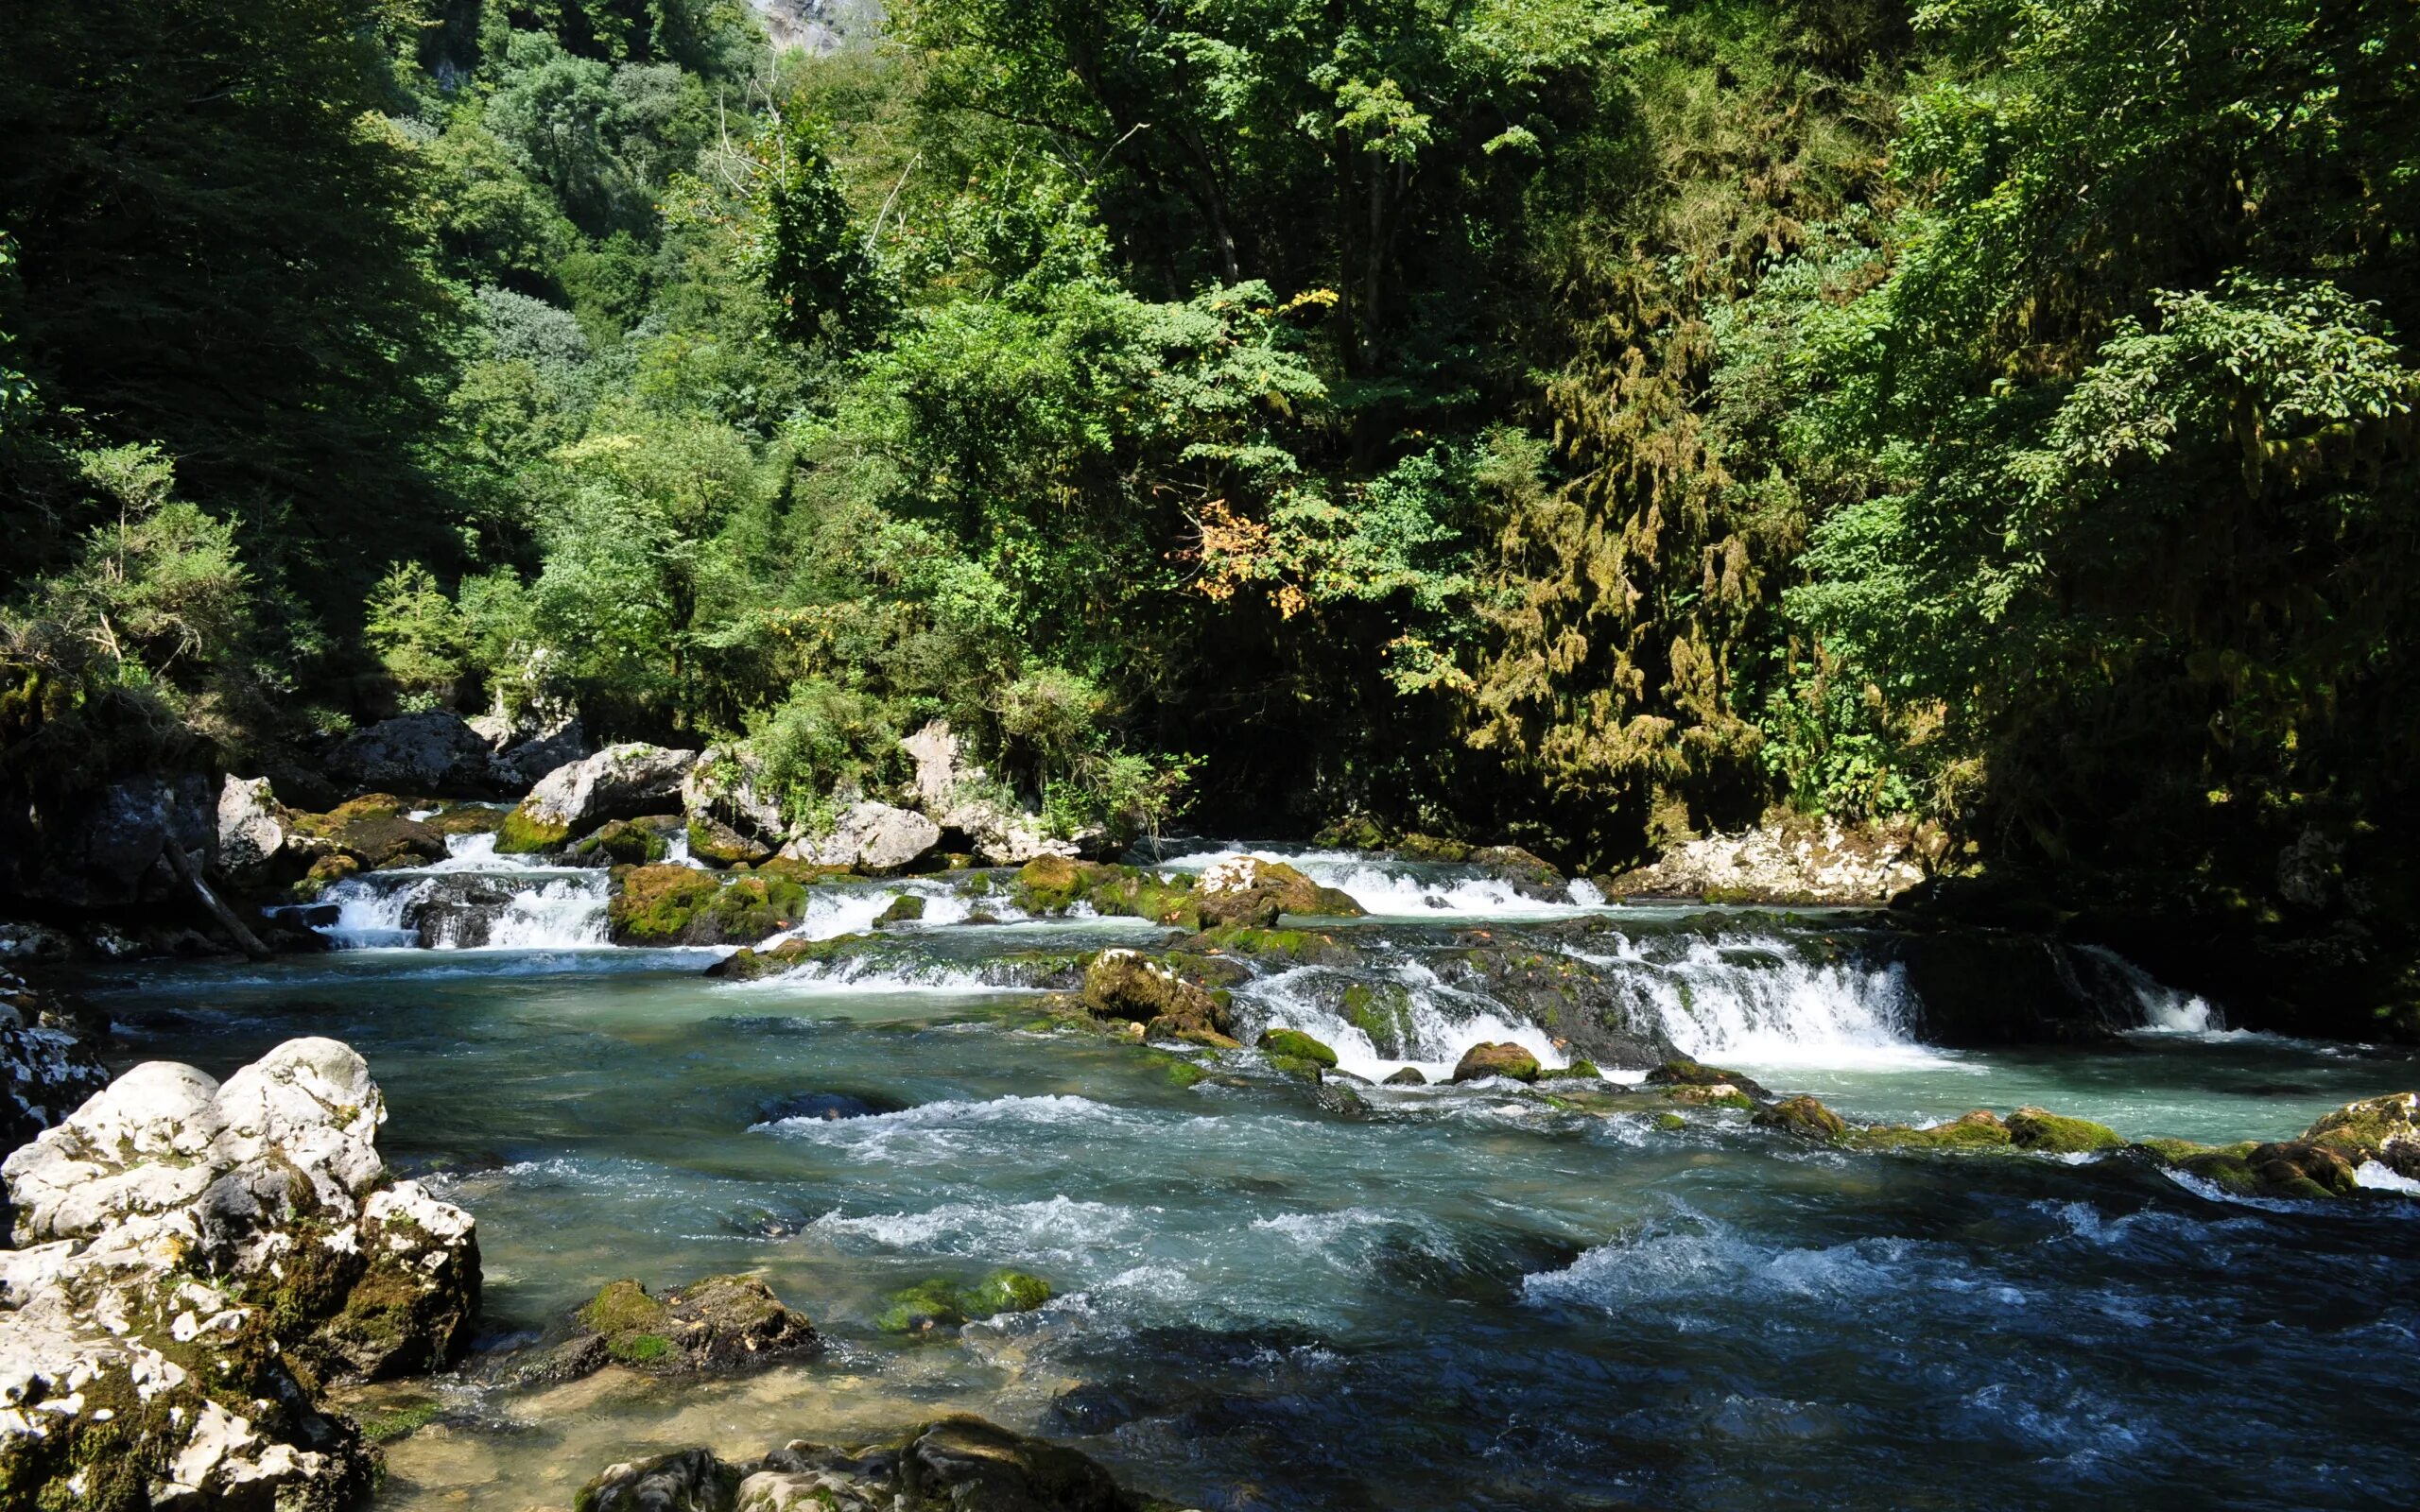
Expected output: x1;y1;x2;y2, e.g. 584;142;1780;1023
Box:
163;836;273;960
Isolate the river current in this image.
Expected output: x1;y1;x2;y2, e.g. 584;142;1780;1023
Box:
70;843;2420;1510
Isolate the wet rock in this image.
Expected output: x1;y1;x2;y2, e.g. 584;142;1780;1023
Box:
2004;1106;2126;1154
505;1274;820;1383
1847;1109;2014;1151
582;1416;1169;1512
1082;950;1233;1039
26;771;216;908
1430;939;1673;1071
1047;1382;1151;1436
1754;1093;1847;1142
1383;1066;1428;1086
1450;1041;1541;1084
876;1270;1053;1334
1257;1027;1338;1069
1195;856;1364;928
1645;1057;1772;1101
756;1091;905;1124
1014;857;1201;927
331;710;498;796
0;923;73;964
0;1038;477;1508
610;865;807;946
1468;844;1566;902
786;800;942;874
501;743;700;853
876;893;928;926
1535;1059;1603;1081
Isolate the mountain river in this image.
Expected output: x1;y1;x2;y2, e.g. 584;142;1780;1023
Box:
65;843;2420;1511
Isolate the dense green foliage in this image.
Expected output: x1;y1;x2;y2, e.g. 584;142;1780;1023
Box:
3;0;2416;1016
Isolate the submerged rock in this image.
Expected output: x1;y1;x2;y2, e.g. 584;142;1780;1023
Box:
875;1270;1053;1335
0;1038;477;1508
496;1273;819;1386
579;1415;1175;1512
1450;1041;1542;1084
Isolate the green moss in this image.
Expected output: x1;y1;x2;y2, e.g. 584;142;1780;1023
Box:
2005;1107;2126;1154
582;1279;670;1338
608;1332;673;1364
876;893;927;925
611;867;808;945
1754;1094;1847;1142
1266;1053;1325;1082
969;1270;1053;1314
1655;1112;1687;1131
1258;1027;1339;1068
876;1278;971;1334
573;818;670;866
357;1399;441;1444
496;806;570;854
1341;982;1416;1056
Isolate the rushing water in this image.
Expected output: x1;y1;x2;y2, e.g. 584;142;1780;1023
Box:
69;846;2420;1510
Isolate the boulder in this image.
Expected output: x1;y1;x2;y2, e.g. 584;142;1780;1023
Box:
1383;1066;1428;1086
2302;1091;2420;1178
288;794;448;871
500;743;700;853
0;1039;478;1508
1258;1027;1339;1069
32;772;217;908
899;720;1087;866
1754;1093;1848;1142
1603;814;1929;905
786;801;941;874
579;1416;1167;1512
1195;856;1364;929
610;866;807;946
1468;844;1567;902
875;1270;1052;1334
330;711;496;796
489;715;590;792
0;923;72;964
1081;950;1232;1039
1449;1041;1542;1084
2004;1106;2125;1154
215;773;295;888
496;1273;819;1386
0;970;108;1161
568;816;678;868
1645;1057;1772;1101
690;816;777;867
683;744;791;852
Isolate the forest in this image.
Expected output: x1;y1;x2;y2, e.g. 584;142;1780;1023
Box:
2;0;2414;1030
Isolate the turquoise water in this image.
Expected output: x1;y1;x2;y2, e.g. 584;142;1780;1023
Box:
74;850;2420;1511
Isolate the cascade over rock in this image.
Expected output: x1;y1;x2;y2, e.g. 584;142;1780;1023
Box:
0;1038;478;1507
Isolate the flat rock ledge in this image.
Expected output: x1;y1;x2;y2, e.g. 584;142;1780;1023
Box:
0;1038;478;1509
579;1414;1188;1512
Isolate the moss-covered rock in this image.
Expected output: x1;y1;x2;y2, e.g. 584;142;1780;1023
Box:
1449;1041;1541;1083
1383;1066;1428;1086
1194;855;1365;927
288;794;448;870
876;1270;1053;1335
554;1274;820;1378
876;893;928;926
1258;1027;1339;1068
1340;981;1416;1055
1082;950;1232;1038
610;865;808;946
571;816;675;867
1536;1059;1602;1081
1645;1057;1772;1101
2005;1106;2126;1154
495;804;572;854
1754;1094;1847;1142
2301;1091;2420;1177
1847;1109;2014;1151
1184;925;1362;970
424;804;507;836
687;816;776;867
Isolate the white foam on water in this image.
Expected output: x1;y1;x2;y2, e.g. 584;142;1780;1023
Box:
757;1093;1142;1159
311;833;612;950
2074;946;2221;1033
1565;935;1947;1071
1233;962;1579;1083
1155;844;1603;920
810;1194;1145;1265
2355;1160;2420;1195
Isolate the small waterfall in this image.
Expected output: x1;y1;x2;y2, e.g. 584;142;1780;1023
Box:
1157;845;1601;919
1565;934;1933;1070
2067;946;2223;1033
309;833;610;950
1232;962;1578;1082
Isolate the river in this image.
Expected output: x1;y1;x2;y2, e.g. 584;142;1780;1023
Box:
68;842;2420;1510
